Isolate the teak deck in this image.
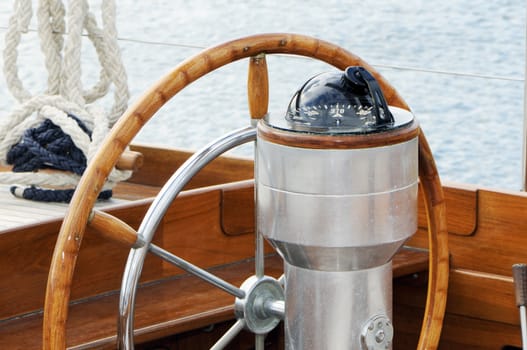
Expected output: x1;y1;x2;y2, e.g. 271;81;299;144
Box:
0;144;525;349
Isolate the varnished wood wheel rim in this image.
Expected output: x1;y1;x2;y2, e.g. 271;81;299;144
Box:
44;33;449;349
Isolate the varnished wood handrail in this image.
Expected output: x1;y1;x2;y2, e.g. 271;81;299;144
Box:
43;33;447;349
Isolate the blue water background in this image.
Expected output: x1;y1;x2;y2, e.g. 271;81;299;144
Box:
0;1;525;190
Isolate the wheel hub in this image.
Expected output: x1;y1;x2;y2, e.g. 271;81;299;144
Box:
234;275;284;335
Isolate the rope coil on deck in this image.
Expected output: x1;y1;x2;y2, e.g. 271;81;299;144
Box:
0;0;130;202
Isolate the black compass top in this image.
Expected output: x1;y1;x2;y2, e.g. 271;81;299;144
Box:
265;66;413;135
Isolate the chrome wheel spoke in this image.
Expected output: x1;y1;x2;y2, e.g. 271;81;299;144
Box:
255;334;265;350
148;243;245;299
210;319;246;350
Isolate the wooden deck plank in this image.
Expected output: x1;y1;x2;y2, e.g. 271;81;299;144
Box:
0;185;127;232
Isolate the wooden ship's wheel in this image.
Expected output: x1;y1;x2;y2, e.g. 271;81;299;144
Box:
43;33;449;349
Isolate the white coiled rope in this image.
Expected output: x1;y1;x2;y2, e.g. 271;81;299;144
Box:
1;0;131;199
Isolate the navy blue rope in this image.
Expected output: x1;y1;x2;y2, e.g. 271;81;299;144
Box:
6;114;112;203
10;185;112;202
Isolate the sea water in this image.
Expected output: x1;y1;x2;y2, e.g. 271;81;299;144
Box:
0;0;525;190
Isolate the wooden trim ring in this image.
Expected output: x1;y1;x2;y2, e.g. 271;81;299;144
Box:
43;33;449;349
257;118;421;149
